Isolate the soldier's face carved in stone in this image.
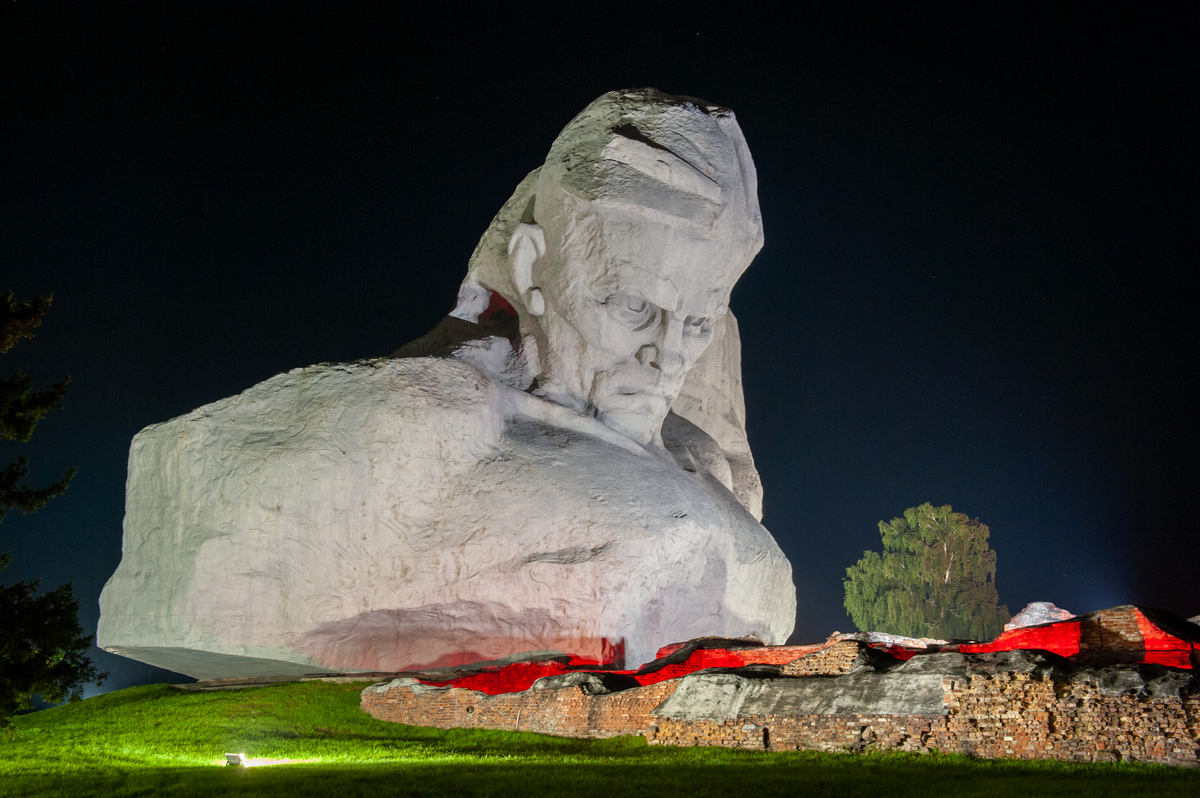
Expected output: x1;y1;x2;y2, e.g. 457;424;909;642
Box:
471;90;763;448
513;199;744;447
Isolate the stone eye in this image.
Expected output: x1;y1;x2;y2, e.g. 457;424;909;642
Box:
605;293;656;330
685;315;714;336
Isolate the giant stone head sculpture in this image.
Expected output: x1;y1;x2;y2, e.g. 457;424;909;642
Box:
97;89;795;678
455;89;763;446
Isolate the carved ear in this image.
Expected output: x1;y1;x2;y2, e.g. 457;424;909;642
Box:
508;223;547;316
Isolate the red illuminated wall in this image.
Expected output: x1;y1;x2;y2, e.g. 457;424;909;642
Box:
960;621;1082;657
960;606;1197;669
417;607;1198;697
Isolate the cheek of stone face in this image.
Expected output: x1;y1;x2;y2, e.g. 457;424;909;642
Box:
594;319;651;361
556;298;648;374
583;315;714;407
680;327;714;365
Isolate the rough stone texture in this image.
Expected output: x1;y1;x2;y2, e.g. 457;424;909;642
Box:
97;360;795;678
1005;601;1075;631
646;668;1200;766
362;648;1200;767
830;631;946;649
962;605;1200;669
362;608;1200;766
98;89;795;678
404;638;835;697
780;641;866;676
362;676;680;740
361;607;1198;699
654;659;949;719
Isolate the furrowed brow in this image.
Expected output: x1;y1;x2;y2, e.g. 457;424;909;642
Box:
602;125;721;204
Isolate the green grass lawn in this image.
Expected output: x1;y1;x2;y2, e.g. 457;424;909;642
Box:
2;681;1197;797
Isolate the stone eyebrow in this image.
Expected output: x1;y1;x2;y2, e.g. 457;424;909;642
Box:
602;125;722;204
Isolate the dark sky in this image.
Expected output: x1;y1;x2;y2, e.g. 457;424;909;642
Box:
2;2;1197;693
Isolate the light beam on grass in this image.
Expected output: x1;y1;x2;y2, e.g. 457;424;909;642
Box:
221;753;322;767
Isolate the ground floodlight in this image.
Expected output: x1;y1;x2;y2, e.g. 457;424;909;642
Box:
225;753;246;767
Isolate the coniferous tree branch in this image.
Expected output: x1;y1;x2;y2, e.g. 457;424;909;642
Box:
0;458;78;524
0;290;76;519
0;373;70;443
0;289;101;724
0;558;106;722
0;290;52;355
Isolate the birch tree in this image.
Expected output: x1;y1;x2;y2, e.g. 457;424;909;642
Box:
843;503;1009;640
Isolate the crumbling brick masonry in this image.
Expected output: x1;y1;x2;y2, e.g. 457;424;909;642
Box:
362;607;1200;767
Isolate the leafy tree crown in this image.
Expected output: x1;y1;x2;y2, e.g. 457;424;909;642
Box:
843;502;1010;640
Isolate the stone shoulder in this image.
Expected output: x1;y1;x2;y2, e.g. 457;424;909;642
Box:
135;356;503;443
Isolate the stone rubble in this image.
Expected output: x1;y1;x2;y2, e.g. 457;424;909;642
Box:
1005;601;1076;631
361;605;1200;767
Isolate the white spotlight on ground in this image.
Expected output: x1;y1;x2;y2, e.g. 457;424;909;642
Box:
217;753;322;768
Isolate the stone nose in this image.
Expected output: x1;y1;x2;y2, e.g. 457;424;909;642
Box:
636;344;658;367
637;315;686;374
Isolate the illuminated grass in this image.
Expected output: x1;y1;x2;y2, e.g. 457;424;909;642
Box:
2;681;1197;797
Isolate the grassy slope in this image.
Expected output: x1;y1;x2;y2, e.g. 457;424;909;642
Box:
1;681;1197;798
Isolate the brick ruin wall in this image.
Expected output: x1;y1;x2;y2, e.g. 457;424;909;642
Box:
363;677;680;740
647;672;1200;766
779;640;863;676
362;608;1200;767
362;658;1200;767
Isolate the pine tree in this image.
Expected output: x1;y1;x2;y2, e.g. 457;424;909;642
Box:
0;291;104;724
0;553;104;722
1;291;75;522
843;503;1010;640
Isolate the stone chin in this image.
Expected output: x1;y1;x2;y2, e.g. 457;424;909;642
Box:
595;408;669;450
588;376;678;447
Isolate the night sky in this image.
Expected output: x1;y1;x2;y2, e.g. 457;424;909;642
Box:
2;3;1196;693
